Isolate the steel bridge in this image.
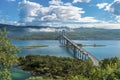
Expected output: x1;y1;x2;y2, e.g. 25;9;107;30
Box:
59;30;99;66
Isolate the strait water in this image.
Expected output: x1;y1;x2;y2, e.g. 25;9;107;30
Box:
11;40;120;60
11;40;73;57
11;40;120;80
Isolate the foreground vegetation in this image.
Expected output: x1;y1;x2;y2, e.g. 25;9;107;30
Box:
0;28;20;80
18;54;120;80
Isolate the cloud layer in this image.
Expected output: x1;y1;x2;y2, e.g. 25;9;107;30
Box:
18;0;99;26
28;28;56;32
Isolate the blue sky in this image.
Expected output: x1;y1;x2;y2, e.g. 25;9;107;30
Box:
0;0;120;29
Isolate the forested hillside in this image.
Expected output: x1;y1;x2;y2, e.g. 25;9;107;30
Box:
1;24;120;40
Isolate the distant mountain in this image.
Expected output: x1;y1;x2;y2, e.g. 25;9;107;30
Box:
0;23;70;31
0;23;70;39
0;23;120;40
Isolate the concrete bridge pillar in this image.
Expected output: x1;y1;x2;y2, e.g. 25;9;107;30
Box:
73;46;77;58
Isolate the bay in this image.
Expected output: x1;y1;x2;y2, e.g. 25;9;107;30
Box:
11;40;73;57
11;40;120;60
10;40;120;80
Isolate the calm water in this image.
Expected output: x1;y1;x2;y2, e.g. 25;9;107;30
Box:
11;40;73;57
11;40;120;60
74;40;120;60
11;40;120;80
12;67;31;80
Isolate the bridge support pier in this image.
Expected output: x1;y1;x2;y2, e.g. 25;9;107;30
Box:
73;46;77;58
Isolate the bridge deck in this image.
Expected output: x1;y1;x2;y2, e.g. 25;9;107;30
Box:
62;35;99;66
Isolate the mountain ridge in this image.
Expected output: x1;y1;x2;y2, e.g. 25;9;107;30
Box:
0;23;120;40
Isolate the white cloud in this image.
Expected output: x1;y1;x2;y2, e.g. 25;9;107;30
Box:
96;3;108;9
28;28;56;32
0;20;20;26
7;0;16;2
18;0;41;23
49;0;63;5
58;23;120;29
106;1;120;15
18;0;100;26
73;0;91;3
96;0;120;23
83;23;120;29
105;1;120;23
116;16;120;22
114;0;120;2
78;17;99;22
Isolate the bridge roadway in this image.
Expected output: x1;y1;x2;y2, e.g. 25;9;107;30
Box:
59;31;99;66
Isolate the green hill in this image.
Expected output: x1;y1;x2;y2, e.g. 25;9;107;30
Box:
0;23;120;40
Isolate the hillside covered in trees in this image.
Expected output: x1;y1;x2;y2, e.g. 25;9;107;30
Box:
19;54;120;80
1;24;120;40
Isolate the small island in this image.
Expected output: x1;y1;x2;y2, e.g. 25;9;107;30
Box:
22;45;48;49
77;43;106;47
